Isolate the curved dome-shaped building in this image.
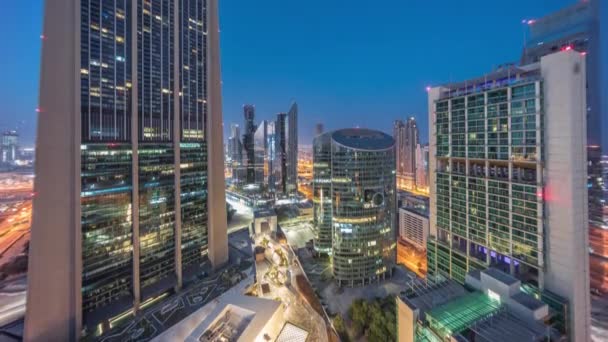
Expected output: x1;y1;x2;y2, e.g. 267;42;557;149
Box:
313;128;396;287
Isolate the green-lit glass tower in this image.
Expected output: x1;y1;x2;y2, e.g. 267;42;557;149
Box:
26;0;228;339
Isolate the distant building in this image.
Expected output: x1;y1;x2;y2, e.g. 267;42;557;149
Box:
398;207;428;250
26;0;228;339
1;130;18;163
314;123;324;136
243;104;257;184
286;103;298;194
415;143;429;191
312;132;332;254
254;120;268;184
229;123;242;163
393;118;419;189
275;113;287;193
313;128;396;286
428;51;590;340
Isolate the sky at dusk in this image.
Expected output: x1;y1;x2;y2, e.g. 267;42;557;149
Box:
0;0;606;147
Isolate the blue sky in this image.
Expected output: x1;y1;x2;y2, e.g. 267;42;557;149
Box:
1;0;606;146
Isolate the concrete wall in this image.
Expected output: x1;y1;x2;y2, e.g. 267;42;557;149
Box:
541;50;590;341
24;0;81;340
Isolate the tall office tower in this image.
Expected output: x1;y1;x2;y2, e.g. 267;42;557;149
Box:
393;118;419;189
266;121;276;191
315;123;324;136
229;123;241;163
415;143;428;191
522;0;605;296
312;132;332;254
393;120;406;180
275;113;287;193
315;128;395;286
242;104;256;184
1;130;18;163
286;102;298;194
404;118;418;185
428;51;590;340
253;120;268;184
26;0;228;340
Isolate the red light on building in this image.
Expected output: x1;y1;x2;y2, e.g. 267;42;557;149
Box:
562;45;573;51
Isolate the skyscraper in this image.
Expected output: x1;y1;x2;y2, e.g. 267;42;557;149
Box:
253;120;268;184
415;143;429;191
312;132;332;254
313;128;396;286
286;102;298;194
315;123;324;136
242;104;256;184
393;118;418;189
26;0;228;339
275;112;287;193
229;123;242;163
522;0;605;298
1;130;18;163
428;51;590;340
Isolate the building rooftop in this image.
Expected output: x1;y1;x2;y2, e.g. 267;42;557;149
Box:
152;289;282;342
426;292;502;338
276;322;309;342
468;309;556;342
254;208;277;218
331;128;394;151
511;292;546;311
482;268;520;286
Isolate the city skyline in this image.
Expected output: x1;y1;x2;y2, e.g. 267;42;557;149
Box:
2;0;608;147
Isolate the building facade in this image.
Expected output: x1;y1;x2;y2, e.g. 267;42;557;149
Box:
393;118;419;190
398;207;429;250
286;102;298;194
312;132;332;254
26;0;228;339
1;130;18;164
415;143;429;191
242;104;256;184
428;51;590;340
313;128;396;286
522;0;606;297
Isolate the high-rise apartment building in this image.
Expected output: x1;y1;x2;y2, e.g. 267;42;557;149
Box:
428;51;590;340
26;0;228;339
313;128;396;286
393;118;419;189
286;102;298;194
1;130;18;163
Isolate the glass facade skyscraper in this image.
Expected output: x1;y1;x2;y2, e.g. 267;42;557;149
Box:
26;0;228;339
428;51;590;340
313;128;396;286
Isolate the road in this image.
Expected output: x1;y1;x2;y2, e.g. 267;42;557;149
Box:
0;201;31;265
